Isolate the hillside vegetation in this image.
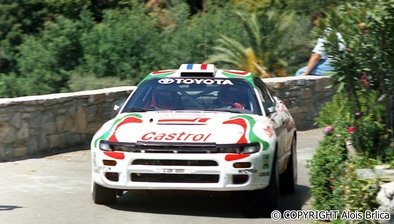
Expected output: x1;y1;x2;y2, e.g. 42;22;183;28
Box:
0;0;343;97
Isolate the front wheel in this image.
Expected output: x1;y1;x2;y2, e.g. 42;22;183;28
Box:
92;183;117;204
280;137;297;194
241;153;280;218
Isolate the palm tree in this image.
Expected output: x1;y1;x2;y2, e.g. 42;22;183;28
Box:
206;10;298;77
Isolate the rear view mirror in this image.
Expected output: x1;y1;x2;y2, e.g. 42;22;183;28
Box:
113;99;125;112
113;104;121;111
267;106;275;113
263;102;275;115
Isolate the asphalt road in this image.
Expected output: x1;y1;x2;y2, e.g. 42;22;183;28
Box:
0;129;323;224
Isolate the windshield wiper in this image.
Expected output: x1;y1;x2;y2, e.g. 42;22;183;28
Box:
122;107;154;113
205;108;242;113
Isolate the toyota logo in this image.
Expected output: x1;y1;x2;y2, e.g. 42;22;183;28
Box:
158;78;174;84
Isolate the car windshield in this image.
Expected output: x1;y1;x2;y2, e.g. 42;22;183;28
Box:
122;77;262;115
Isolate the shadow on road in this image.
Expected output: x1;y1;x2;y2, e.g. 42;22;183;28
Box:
0;205;23;211
108;184;310;218
280;185;311;211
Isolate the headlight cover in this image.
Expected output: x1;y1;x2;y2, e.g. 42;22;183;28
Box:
99;140;111;151
218;143;260;154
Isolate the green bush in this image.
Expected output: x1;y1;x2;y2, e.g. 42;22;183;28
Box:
309;128;348;211
325;0;393;142
15;15;84;95
309;1;393;218
315;93;353;127
79;6;160;81
316;89;390;159
67;72;128;92
154;2;245;69
336;162;380;224
0;73;22;97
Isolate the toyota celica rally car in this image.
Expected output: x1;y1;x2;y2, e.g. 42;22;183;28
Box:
91;64;297;217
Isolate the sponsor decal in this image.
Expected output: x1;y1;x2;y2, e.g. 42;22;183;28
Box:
158;78;175;84
158;78;233;85
225;154;250;161
141;131;212;142
104;151;125;160
93;114;142;147
223;118;248;144
108;116;143;142
263;125;274;138
157;117;210;125
262;154;270;169
260;171;270;176
223;115;270;150
223;70;249;76
185;63;208;70
151;69;175;75
238;169;257;174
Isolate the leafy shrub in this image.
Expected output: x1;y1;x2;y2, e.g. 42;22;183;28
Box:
309;131;347;211
315;92;353;127
15;15;84;96
67;72;128;92
79;6;160;81
0;73;22;97
325;0;393;143
154;2;245;69
336;162;380;224
310;1;393;217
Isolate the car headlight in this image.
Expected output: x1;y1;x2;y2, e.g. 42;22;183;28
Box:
242;144;260;153
99;140;111;151
112;145;130;151
218;143;260;154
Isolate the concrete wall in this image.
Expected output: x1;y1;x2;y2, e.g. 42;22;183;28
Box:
0;76;334;161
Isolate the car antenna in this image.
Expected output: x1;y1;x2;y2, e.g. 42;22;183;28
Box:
203;5;208;62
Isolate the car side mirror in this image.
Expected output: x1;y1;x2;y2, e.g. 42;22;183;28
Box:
113;99;125;112
263;102;275;115
113;104;121;111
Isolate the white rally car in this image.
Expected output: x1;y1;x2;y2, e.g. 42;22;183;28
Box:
91;64;297;217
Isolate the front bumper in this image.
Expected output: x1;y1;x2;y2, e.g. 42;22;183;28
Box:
91;150;272;191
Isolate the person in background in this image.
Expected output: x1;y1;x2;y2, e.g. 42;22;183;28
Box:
295;12;346;76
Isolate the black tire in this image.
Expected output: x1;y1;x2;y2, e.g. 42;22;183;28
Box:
92;183;117;204
241;152;280;218
280;137;297;194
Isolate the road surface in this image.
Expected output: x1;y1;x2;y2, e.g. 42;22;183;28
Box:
0;129;323;224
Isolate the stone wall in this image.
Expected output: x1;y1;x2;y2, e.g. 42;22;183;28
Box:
264;76;334;130
0;86;135;161
0;76;334;161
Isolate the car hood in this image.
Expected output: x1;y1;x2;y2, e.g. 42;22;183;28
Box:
92;111;275;148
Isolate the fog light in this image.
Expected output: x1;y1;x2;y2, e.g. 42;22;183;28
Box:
105;172;119;182
103;160;117;166
233;162;251;168
232;174;249;184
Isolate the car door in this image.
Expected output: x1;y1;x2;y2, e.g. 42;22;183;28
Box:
253;78;288;172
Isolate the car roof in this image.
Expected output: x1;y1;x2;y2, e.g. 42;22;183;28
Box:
141;64;256;85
